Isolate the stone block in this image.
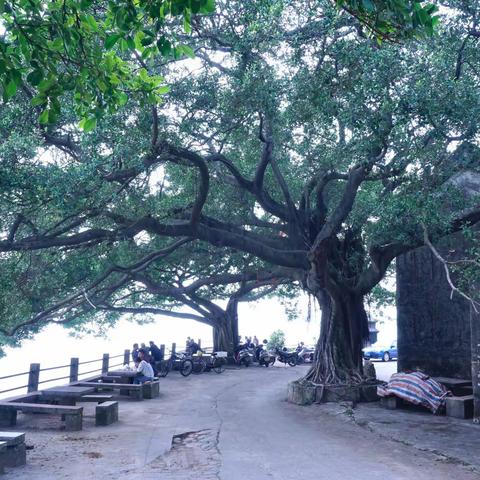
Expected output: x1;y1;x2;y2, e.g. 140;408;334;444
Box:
95;401;119;426
380;396;402;410
0;432;25;446
320;385;361;403
287;382;316;405
360;384;379;402
0;409;16;427
446;395;474;419
0;432;26;467
143;381;160;399
64;413;83;431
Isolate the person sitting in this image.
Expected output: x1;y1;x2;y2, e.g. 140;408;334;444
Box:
149;341;163;361
134;349;154;384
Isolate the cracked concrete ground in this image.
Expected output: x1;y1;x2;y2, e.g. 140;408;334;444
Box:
3;365;480;480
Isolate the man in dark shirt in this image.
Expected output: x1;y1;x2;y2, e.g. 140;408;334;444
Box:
132;343;140;363
149;341;163;361
187;339;201;355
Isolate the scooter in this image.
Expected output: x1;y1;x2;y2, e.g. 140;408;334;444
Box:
234;348;254;367
255;344;274;367
275;348;298;367
297;347;315;364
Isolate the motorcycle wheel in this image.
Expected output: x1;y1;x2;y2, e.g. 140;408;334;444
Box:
288;357;297;367
241;358;250;367
265;361;270;367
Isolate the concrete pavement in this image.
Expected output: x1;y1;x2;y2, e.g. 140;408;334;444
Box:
4;365;479;479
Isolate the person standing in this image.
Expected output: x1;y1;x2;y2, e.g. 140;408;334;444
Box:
132;343;140;363
253;336;259;347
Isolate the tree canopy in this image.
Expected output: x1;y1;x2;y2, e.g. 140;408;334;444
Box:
0;0;438;129
0;0;478;383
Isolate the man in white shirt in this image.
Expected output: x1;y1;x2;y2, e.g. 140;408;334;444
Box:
133;349;154;384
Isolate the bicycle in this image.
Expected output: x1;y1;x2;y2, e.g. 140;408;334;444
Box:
205;352;226;374
157;352;193;377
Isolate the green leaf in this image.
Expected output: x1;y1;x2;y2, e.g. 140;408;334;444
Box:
181;45;195;58
117;91;128;106
156;85;170;95
82;117;97;132
4;80;17;99
157;37;172;56
31;94;46;106
38;109;49;124
200;0;215;14
105;34;121;50
27;69;44;86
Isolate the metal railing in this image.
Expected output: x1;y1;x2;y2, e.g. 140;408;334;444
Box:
0;350;132;396
0;339;208;397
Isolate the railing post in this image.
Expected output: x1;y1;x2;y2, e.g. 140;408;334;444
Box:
171;343;176;355
27;363;40;392
102;353;109;374
69;358;79;383
123;349;130;366
160;344;165;360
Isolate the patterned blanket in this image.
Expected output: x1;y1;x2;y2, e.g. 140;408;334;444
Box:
377;371;451;413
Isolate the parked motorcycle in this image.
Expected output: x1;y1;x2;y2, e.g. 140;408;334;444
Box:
255;344;274;367
234;348;254;367
275;348;298;367
296;347;314;364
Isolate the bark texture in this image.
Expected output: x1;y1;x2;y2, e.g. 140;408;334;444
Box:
303;288;369;385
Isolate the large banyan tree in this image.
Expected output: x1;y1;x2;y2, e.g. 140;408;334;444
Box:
0;1;479;385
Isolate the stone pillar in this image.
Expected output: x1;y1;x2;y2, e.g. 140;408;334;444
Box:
69;358;79;383
27;363;40;392
102;354;109;374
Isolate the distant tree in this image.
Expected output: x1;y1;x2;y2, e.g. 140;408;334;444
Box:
267;329;286;351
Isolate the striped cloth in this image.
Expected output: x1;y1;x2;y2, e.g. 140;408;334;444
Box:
377;371;451;413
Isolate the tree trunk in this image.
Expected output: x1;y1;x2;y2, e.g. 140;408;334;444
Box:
212;299;239;354
304;288;369;385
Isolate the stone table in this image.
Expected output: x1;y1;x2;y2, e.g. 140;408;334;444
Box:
40;386;95;405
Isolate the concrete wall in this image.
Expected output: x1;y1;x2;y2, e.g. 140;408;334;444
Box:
396;237;472;379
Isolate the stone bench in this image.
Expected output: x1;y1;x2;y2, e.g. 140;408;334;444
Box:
80;395;113;403
143;380;160;399
0;432;26;468
95;401;118;426
446;395;474;419
75;382;144;400
0;402;83;431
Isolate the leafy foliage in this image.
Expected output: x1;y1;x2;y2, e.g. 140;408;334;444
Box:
337;0;440;41
0;0;215;127
267;329;285;350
